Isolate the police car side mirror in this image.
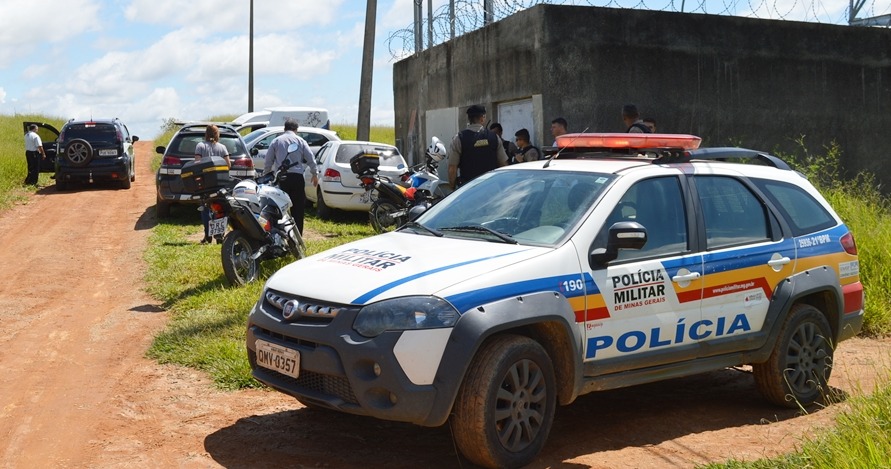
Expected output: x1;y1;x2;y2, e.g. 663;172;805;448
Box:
155;145;166;155
250;147;259;156
589;222;647;267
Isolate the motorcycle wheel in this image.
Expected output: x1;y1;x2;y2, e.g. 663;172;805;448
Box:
221;229;260;286
285;225;306;260
370;200;405;233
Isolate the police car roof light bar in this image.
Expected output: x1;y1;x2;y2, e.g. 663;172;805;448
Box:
556;133;703;151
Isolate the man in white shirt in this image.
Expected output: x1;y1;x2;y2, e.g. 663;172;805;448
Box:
23;124;47;185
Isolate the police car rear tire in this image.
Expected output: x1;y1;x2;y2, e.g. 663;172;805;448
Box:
753;303;833;407
451;334;556;469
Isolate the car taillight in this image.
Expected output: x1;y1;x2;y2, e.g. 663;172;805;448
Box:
323;168;341;182
116;129;123;143
840;232;858;255
231;157;253;169
162;156;182;166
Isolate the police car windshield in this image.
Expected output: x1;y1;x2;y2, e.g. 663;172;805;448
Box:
418;170;615;246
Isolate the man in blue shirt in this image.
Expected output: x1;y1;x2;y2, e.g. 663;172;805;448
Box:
264;118;318;234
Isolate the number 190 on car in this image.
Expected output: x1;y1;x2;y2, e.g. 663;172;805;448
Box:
255;339;300;378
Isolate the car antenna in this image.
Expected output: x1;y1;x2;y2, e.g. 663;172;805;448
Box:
543;126;589;168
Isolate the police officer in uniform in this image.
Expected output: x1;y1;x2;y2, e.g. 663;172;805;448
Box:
447;104;508;191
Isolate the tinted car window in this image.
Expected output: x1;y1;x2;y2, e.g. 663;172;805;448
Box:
242;129;267;146
299;132;330;146
255;132;280;150
175;135;203;155
696;176;769;249
598;176;688;260
170;133;246;157
752;179;836;237
64;123;117;142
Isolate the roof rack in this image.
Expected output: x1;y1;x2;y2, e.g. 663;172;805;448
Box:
661;147;792;170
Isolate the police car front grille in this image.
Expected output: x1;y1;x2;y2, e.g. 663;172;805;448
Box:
249;350;358;404
264;290;358;325
258;327;319;350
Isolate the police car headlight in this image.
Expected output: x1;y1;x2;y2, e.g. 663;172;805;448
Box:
354;296;459;338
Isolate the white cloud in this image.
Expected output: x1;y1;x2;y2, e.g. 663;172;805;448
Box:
0;0;100;66
124;0;345;31
252;33;338;77
0;87;5;104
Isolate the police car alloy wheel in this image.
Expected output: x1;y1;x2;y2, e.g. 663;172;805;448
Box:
451;335;556;469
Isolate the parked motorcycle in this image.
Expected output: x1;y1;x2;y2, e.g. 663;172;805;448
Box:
353;137;449;233
203;144;306;286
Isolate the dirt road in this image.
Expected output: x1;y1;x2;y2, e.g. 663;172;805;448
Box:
0;141;888;468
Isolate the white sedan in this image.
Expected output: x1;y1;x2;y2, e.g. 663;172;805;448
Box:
304;140;409;219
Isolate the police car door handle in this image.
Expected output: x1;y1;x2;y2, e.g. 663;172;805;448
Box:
768;257;791;267
672;272;701;282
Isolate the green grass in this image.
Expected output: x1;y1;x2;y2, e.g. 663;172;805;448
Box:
144;199;375;390
777;141;891;336
700;372;891;469
0;114;67;210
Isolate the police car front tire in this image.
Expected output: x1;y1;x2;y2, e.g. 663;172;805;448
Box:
753;304;834;407
452;334;556;469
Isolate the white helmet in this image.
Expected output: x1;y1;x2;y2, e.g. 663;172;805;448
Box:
426;136;447;162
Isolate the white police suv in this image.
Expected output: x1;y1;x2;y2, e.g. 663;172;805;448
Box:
246;133;864;468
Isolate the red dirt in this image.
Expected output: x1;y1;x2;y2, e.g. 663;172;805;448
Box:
0;140;888;468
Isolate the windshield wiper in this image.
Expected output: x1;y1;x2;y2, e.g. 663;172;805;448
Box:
399;221;444;237
440;225;518;244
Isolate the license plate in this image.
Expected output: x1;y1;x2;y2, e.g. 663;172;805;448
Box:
255;340;300;378
98;149;117;156
208;216;227;236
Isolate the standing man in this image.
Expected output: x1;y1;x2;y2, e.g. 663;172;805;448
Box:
23;124;46;185
265;118;318;235
514;128;541;162
622;104;652;133
448;104;508;190
550;117;568;146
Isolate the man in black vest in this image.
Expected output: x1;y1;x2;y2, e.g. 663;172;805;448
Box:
448;104;508;190
623;104;652;133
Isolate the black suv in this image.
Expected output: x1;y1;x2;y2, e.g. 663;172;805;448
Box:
155;123;255;217
25;119;139;190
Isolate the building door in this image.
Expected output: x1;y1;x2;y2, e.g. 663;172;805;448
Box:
497;99;535;147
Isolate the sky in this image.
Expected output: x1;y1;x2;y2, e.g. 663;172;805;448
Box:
1;0;888;139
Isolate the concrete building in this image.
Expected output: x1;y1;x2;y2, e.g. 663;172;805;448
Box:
394;4;891;188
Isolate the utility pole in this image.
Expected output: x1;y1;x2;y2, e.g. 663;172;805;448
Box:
357;0;377;140
248;0;254;112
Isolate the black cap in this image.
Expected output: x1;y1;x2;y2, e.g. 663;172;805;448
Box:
466;104;486;117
